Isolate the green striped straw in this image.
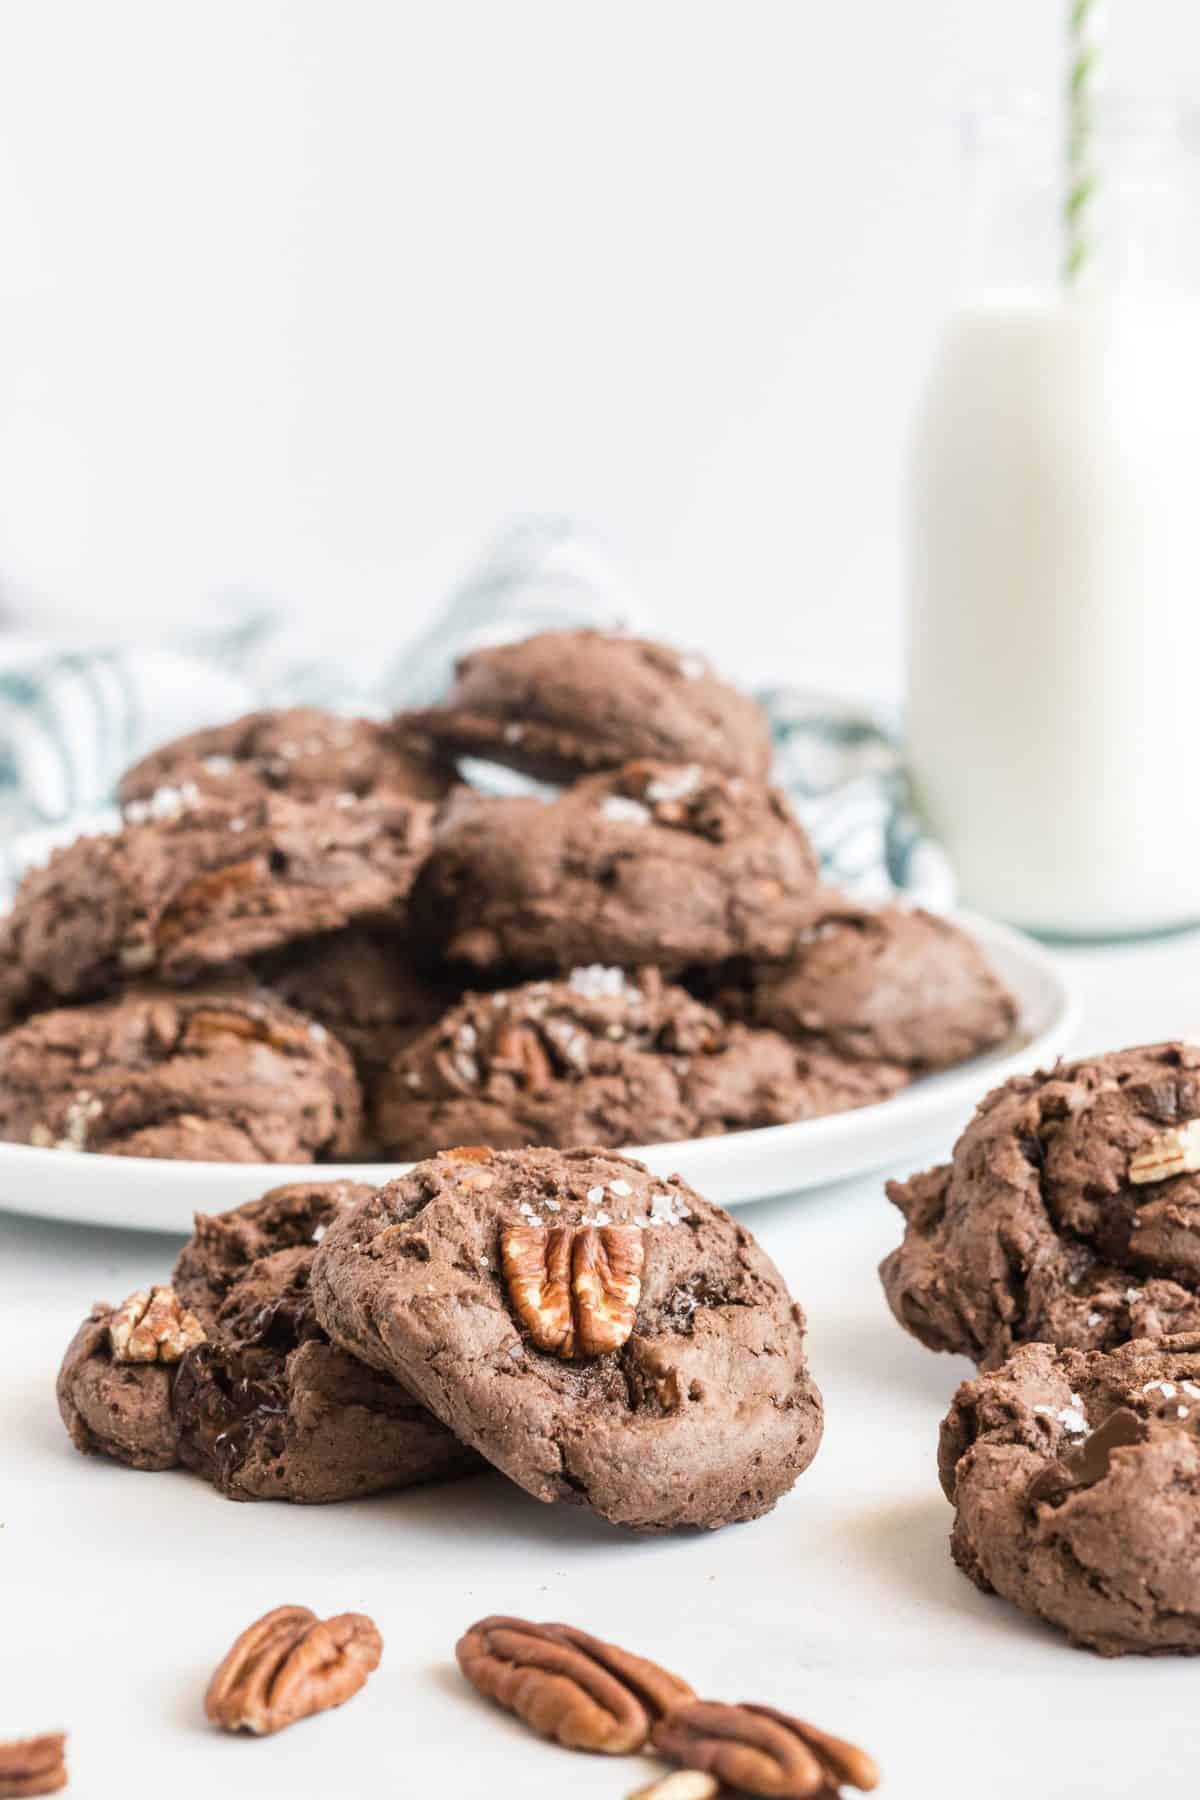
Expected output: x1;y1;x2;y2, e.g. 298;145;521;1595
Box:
1064;0;1106;285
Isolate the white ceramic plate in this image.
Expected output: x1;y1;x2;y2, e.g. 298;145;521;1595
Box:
0;912;1076;1234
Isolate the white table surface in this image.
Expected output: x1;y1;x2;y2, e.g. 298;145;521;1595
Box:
4;924;1200;1799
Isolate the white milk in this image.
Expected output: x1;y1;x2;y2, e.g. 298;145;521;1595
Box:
908;296;1200;936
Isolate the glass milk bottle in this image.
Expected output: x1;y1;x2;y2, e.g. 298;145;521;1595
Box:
908;99;1200;936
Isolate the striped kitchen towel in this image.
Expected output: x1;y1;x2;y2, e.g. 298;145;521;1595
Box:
0;517;953;910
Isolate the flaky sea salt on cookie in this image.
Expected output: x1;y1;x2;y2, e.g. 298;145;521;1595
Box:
310;1146;823;1531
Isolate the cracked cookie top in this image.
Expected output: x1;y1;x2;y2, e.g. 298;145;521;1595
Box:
57;1180;480;1502
0;987;362;1162
939;1334;1200;1654
409;629;773;784
309;1145;823;1531
411;763;822;975
881;1042;1200;1370
119;705;452;809
373;965;909;1159
4;787;434;1002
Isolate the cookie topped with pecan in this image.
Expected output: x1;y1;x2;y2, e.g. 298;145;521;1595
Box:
411;763;822;975
4;787;434;1003
310;1146;823;1530
373;965;909;1159
119;705;452;809
409;629;773;783
881;1041;1200;1371
57;1180;481;1502
0;987;361;1162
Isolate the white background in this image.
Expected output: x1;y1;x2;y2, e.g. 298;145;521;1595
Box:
1;1;1198;688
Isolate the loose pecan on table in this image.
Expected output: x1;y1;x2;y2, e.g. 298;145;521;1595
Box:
0;1733;68;1797
653;1701;879;1798
205;1604;383;1736
500;1223;644;1358
455;1615;693;1754
108;1287;206;1364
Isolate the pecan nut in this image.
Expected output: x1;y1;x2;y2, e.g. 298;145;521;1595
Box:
456;1615;693;1755
437;1145;496;1189
1129;1120;1200;1184
490;1023;554;1091
108;1287;206;1364
155;858;266;956
653;1701;879;1798
0;1734;68;1797
501;1223;644;1358
205;1604;383;1736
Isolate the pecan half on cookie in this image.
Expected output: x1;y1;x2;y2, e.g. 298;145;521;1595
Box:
310;1147;823;1531
455;1615;693;1753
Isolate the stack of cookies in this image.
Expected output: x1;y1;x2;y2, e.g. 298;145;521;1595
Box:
58;1145;825;1531
0;629;1015;1164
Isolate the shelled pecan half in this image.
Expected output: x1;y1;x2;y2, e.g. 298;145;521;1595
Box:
652;1700;879;1798
205;1604;382;1736
108;1287;206;1364
0;1732;68;1797
500;1223;644;1357
456;1615;693;1754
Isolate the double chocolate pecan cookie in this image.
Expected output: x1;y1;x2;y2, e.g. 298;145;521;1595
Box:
413;763;821;974
120;705;451;808
255;925;453;1085
882;1042;1200;1370
5;788;433;1002
0;988;360;1161
411;629;773;783
939;1334;1200;1654
57;1181;479;1501
745;904;1016;1072
311;1146;823;1530
374;966;909;1158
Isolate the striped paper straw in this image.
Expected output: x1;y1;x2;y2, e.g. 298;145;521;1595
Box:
1064;0;1106;285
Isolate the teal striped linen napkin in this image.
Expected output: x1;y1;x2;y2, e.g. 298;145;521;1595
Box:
0;519;952;911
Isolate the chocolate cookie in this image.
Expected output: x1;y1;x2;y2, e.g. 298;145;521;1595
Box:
0;988;360;1161
255;925;454;1083
881;1042;1200;1370
939;1334;1200;1654
310;1146;823;1530
413;763;822;974
58;1181;480;1502
745;905;1016;1071
411;630;773;783
119;706;451;808
5;787;433;1002
374;966;909;1158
